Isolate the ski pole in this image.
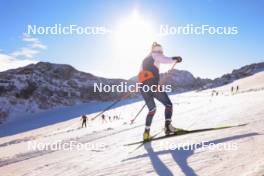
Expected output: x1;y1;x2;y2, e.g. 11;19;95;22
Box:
130;103;146;124
160;60;178;85
91;91;133;121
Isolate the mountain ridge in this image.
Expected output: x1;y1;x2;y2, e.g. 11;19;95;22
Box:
0;61;263;123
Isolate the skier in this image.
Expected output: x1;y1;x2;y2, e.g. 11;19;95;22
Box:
231;86;234;94
101;114;106;123
81;115;88;128
138;42;182;141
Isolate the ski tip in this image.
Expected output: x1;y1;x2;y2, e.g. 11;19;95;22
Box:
237;123;248;126
215;123;248;130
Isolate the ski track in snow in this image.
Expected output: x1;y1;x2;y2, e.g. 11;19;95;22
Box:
0;74;264;176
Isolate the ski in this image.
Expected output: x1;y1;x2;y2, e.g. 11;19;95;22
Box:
124;123;248;146
127;130;163;154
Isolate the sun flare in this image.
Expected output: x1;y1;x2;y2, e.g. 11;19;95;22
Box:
112;10;157;77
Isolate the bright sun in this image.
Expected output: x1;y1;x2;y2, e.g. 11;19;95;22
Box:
112;10;157;77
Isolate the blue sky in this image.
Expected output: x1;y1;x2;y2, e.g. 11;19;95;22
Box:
0;0;263;79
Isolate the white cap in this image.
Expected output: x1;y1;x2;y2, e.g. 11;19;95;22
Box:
151;42;163;53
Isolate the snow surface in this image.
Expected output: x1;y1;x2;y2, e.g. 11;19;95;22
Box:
0;73;264;176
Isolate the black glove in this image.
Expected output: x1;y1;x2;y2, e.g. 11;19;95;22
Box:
172;56;182;63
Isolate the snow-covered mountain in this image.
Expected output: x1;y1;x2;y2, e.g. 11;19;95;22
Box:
160;70;212;92
204;62;264;89
163;62;264;91
0;61;263;123
0;62;131;123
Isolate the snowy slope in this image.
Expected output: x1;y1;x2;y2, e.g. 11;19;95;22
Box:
0;72;264;176
209;71;264;94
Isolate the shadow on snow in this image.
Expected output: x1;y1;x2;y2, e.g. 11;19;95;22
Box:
124;132;259;176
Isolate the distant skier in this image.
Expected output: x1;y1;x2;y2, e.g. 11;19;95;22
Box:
231;86;234;94
211;90;216;96
101;114;106;123
81;115;88;128
138;42;182;141
236;85;239;93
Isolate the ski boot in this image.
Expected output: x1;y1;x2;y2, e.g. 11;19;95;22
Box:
143;129;150;141
165;120;186;135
